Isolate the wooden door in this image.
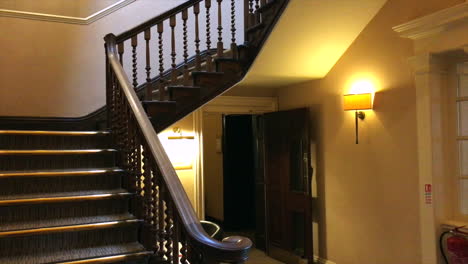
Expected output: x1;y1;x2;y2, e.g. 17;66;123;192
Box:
263;108;313;264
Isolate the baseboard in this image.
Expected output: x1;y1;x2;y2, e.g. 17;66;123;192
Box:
314;255;336;264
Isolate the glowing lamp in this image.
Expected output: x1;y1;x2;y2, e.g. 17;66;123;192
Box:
343;93;373;144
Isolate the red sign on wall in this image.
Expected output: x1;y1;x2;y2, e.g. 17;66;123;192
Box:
425;184;432;205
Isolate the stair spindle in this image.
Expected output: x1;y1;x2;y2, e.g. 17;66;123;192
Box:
182;9;189;85
230;0;238;58
157;22;165;101
194;3;201;71
170;15;177;83
172;213;180;264
205;0;213;72
131;35;138;89
217;0;224;57
164;188;173;262
144;29;152;100
157;177;166;261
118;42;124;64
248;0;254;28
180;230;188;264
255;0;260;23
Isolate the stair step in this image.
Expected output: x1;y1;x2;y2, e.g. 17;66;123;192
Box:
1;198;131;229
0;130;110;136
0;149;117;155
0;190;132;206
192;71;228;91
142;101;177;117
0;130;112;149
168;86;201;101
215;58;243;75
0;213;135;232
0;168;124;178
0;243;149;264
0;219;141;238
56;250;153;264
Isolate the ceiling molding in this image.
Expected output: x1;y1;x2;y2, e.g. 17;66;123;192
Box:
393;1;468;40
0;0;135;25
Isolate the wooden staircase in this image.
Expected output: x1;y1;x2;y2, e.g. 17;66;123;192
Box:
0;0;289;263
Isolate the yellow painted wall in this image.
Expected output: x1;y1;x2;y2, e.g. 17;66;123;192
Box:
202;112;224;221
276;0;464;263
159;114;197;208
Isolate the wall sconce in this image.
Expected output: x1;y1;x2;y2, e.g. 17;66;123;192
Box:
168;127;195;140
343;93;373;144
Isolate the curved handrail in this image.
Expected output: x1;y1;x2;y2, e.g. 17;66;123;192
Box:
104;33;252;262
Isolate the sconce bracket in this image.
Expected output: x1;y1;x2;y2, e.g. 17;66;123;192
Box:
357;111;366;120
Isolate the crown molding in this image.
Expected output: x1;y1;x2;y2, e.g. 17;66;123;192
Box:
393;1;468;40
0;0;135;25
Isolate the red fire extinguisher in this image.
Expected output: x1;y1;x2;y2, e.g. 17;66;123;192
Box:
441;226;468;264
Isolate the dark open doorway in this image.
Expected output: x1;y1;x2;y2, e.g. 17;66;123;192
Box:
222;114;267;250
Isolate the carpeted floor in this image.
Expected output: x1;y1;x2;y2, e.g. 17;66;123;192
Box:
246;249;285;264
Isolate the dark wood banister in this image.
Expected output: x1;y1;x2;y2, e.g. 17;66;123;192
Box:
105;33;252;262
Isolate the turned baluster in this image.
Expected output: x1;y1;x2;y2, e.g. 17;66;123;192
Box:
182;9;189;85
144;29;152;100
171;213;180;264
157;181;167;260
157;22;165;101
205;0;213;71
164;186;173;262
230;0;238;58
142;146;152;223
217;0;224;57
118;42;124;64
180;230;188;264
255;0;260;23
194;3;201;70
170;15;177;83
248;0;255;28
131;35;138;89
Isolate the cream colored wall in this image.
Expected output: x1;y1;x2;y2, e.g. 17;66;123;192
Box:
159;114;197;208
202;112;224;221
0;0;185;117
276;0;464;263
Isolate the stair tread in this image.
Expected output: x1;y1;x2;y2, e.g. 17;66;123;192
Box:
0;130;110;136
0;149;117;155
0;167;124;178
0;189;131;205
0;213;135;232
256;0;278;12
0;242;147;264
0;218;141;238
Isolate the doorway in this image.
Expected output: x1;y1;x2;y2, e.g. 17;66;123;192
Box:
201;106;313;264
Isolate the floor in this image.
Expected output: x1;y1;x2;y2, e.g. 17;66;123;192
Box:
246;249;285;264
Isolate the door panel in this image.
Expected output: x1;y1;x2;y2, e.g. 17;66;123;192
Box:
264;108;313;264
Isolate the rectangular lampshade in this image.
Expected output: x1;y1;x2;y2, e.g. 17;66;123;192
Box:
343;93;373;110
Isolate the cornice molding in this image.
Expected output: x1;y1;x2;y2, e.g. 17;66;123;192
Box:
0;0;135;25
393;1;468;40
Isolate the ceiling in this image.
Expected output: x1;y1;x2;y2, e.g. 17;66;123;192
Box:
239;0;388;88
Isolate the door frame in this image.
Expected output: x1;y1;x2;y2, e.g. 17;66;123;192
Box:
193;96;278;219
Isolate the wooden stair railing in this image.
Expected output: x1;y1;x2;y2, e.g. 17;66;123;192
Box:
104;0;289;263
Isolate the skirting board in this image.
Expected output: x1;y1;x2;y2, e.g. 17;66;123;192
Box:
314;256;336;264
